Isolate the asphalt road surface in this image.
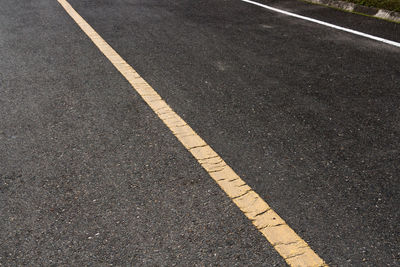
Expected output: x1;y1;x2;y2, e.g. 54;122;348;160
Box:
1;0;399;266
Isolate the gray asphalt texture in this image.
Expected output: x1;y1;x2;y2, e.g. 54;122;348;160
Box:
1;0;399;266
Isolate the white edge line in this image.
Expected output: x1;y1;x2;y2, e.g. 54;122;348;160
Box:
241;0;400;48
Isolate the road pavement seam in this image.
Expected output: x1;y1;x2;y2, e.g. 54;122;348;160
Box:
241;0;400;48
58;0;328;265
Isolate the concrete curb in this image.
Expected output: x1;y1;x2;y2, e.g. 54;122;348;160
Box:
305;0;400;23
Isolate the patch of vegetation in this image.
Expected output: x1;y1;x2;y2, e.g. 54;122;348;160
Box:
343;0;400;12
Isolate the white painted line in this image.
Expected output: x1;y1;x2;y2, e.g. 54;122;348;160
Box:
241;0;400;48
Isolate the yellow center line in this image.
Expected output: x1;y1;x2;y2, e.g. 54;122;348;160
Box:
58;0;328;265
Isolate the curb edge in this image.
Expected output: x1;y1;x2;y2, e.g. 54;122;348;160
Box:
305;0;400;23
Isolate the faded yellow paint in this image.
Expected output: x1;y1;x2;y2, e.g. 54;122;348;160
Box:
58;0;328;265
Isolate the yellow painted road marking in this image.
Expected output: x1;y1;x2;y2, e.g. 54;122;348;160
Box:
58;0;328;265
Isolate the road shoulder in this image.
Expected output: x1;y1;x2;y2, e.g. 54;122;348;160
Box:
304;0;400;22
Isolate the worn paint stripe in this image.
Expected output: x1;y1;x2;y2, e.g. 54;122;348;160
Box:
58;0;328;265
